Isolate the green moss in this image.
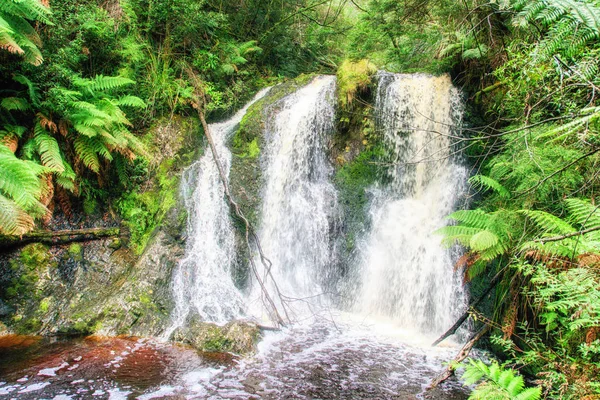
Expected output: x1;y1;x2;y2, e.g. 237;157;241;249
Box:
337;59;377;109
5;244;53;301
117;159;180;254
39;297;51;313
202;327;235;352
334;145;386;254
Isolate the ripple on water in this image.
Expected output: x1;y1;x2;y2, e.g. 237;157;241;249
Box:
0;319;470;399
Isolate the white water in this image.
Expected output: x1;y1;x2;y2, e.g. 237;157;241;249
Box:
356;73;468;335
249;75;338;322
165;88;270;337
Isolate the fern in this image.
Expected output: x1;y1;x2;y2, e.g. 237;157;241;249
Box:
565;198;600;228
512;0;600;58
33;123;65;172
519;209;575;234
462;359;542;400
469;175;511;199
1;97;30;112
0;144;47;234
0;0;52;65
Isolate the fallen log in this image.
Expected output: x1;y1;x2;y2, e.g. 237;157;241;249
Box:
427;324;490;391
0;227;121;250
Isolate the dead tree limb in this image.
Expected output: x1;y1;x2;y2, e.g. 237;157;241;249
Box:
432;272;501;346
534;225;600;243
185;68;289;327
427;324;490;391
0;227;121;250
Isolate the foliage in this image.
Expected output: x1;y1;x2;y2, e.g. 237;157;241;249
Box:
337;59;377;108
0;0;51;65
462;359;542;400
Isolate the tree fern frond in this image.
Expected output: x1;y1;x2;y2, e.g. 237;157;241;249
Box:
520;209;575;234
470;230;500;251
114;95;146;108
565;198;600;228
74;136;100;173
0;193;34;235
1;97;30;111
33;123;64;172
73;75;135;93
469;175;511;198
447;209;492;229
12;73;41;106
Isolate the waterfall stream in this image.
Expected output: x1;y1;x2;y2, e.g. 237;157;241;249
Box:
356;73;468;335
165;88;270;337
250;75;338;322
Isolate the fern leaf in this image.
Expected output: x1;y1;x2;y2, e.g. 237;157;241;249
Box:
34;124;64;172
520;209;575;234
74;136;100;173
447;209;492;229
114;95;146;108
1;97;30;111
565;198;600;228
469;175;511;198
0;193;34;235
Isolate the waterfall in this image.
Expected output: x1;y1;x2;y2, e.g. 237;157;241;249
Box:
355;73;468;335
165;88;270;337
249;76;338;321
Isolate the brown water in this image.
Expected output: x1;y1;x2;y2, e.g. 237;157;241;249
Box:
0;318;470;400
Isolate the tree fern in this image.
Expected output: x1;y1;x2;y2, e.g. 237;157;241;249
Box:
512;0;600;58
1;97;30;112
519;209;575;234
0;0;52;65
565;198;600;228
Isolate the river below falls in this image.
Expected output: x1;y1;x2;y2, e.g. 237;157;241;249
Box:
0;314;470;400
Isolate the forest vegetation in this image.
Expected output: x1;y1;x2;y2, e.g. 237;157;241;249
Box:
0;0;599;398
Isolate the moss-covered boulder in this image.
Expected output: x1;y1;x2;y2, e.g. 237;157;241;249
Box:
173;319;262;355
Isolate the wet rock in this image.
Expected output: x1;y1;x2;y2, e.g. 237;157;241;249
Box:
173;319;262;355
0;117;199;338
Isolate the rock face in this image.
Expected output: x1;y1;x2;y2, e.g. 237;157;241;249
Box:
0;116;201;337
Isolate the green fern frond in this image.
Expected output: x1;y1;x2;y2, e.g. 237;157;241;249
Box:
462;359;542;400
33;123;65;172
470;230;500;251
73;75;135;93
13;74;41;106
520;209;575;234
565;198;600;228
1;97;30;111
0;193;34;235
469;175;511;198
74;136;101;173
114;95;146;108
0;144;45;208
55;160;76;192
447;209;492;229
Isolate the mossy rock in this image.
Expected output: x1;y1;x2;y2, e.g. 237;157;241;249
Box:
173;320;262;355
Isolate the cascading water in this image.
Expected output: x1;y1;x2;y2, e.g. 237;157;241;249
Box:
0;76;474;399
165;88;269;337
250;75;338;321
356;72;468;335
